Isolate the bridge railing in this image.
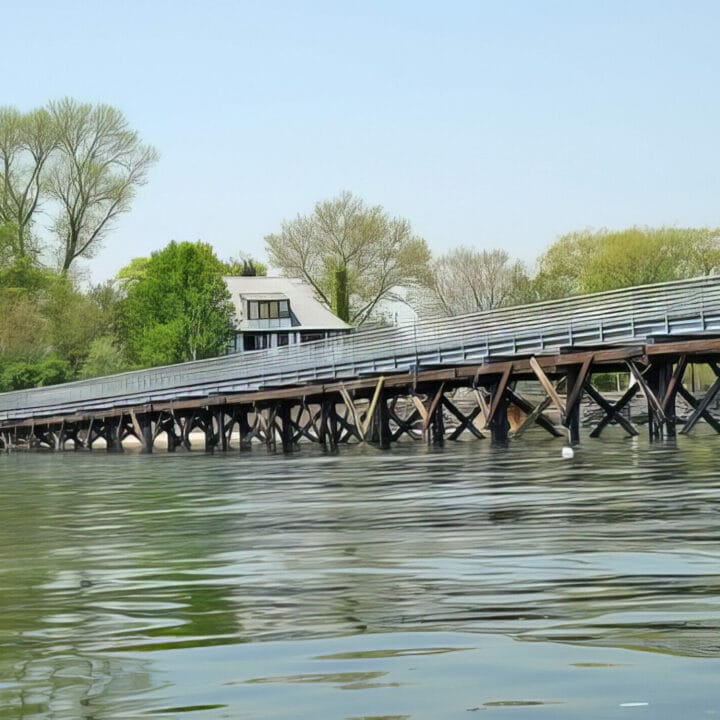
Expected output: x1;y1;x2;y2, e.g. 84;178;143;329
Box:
2;275;720;420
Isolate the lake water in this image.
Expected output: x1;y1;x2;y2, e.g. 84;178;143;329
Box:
1;434;720;719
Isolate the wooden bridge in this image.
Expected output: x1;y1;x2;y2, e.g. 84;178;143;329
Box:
3;276;720;452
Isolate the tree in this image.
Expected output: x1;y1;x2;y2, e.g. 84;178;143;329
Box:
222;255;267;277
41;274;120;373
413;246;530;317
0;107;56;260
79;336;129;379
0;289;49;360
118;241;234;367
46;99;159;271
0;100;157;273
265;191;431;325
534;227;720;300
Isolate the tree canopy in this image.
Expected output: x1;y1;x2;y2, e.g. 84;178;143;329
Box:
265;191;431;325
0;99;158;273
534;227;720;299
413;246;530;317
0;240;123;390
118;241;234;367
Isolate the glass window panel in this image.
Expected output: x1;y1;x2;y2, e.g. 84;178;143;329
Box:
269;301;279;319
248;301;258;320
259;302;269;319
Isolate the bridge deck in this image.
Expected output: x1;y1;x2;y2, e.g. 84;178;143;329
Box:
2;275;720;424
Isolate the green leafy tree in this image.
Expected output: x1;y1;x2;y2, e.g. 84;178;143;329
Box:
79;336;129;378
0;356;71;391
534;227;720;299
116;256;151;287
119;241;234;367
0;288;49;360
41;274;118;373
265;191;431;325
0;107;56;260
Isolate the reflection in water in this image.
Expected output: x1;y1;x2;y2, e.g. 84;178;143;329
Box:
1;434;720;717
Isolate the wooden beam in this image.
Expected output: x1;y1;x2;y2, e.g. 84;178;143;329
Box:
421;384;445;432
486;364;512;427
529;356;566;417
679;377;720;434
509;395;560;439
565;355;593;418
661;355;687;413
442;397;485;440
360;376;386;439
585;382;640;437
626;361;665;423
338;385;365;441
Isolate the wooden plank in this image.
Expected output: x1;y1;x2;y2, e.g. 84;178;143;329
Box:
422;384;445;432
473;388;490;426
411;395;429;424
129;410;144;440
529;356;566;416
646;337;720;357
486;364;513;425
626;361;665;422
338;385;364;441
565;354;593;417
661;355;687;412
361;377;386;438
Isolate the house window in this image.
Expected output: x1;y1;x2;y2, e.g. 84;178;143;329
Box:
277;333;289;347
247;299;291;321
243;334;270;351
300;331;324;343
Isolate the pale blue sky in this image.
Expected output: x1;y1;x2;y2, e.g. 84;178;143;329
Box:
3;1;720;282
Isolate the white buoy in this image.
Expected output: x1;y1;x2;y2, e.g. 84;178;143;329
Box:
561;446;575;459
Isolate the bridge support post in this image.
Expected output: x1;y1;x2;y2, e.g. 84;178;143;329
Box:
157;413;181;452
200;411;216;452
648;362;672;440
278;403;295;453
640;357;685;441
486;368;512;444
238;407;252;451
53;423;67;451
430;395;445;445
138;413;154;453
564;360;592;446
105;416;123;452
370;390;392;449
216;410;229;451
261;408;277;451
320;398;339;451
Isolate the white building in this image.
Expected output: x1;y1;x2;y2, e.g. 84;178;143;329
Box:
224;276;353;353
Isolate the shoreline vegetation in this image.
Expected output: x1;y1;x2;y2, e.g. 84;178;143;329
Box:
2;103;720;394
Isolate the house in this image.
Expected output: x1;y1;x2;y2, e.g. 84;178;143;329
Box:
223;276;353;353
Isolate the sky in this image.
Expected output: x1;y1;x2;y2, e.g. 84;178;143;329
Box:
3;0;720;283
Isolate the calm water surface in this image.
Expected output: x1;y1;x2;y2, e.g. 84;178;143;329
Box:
1;435;720;718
